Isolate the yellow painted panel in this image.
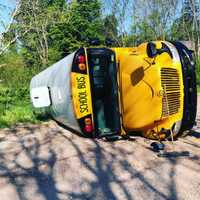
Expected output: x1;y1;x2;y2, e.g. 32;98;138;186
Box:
113;41;184;138
119;54;163;129
71;72;93;119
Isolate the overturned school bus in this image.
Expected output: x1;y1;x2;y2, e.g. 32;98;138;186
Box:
30;41;197;140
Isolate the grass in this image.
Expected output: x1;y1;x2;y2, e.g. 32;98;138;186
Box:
0;85;49;129
0;102;49;129
0;103;39;128
0;55;51;128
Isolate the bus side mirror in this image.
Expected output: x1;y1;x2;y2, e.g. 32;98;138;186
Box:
147;42;158;58
147;42;173;58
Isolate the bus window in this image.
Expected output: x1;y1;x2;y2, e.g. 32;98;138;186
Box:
87;48;121;137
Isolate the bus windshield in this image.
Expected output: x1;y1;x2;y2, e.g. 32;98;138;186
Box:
87;48;121;137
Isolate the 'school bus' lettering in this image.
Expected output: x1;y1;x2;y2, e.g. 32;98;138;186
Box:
71;73;92;119
76;76;89;113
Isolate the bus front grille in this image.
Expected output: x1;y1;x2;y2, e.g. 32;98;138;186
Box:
161;68;180;117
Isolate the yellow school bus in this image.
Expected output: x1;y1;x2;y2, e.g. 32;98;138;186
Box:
30;41;197;140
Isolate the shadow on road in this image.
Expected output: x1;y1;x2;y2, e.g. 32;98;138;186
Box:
0;125;58;200
0;123;200;200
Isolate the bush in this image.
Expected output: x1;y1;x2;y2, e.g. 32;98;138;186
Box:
0;85;50;128
0;52;49;128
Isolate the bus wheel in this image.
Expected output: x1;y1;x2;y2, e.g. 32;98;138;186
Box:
173;120;193;138
170;120;183;139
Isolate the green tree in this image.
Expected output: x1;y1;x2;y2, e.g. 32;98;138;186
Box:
103;14;119;45
131;0;179;44
170;0;200;54
68;0;104;47
13;0;104;68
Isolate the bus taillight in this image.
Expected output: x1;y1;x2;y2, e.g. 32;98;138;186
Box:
84;118;93;133
78;55;85;64
79;63;86;70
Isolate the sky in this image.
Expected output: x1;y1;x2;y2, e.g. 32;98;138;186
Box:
0;0;121;34
0;0;16;33
0;0;183;35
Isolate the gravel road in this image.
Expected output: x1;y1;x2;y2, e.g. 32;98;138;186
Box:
0;98;199;200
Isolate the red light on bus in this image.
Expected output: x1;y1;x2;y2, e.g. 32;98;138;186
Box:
78;55;85;64
84;118;93;133
85;124;93;133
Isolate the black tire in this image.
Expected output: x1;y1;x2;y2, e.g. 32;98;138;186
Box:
172;41;197;136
